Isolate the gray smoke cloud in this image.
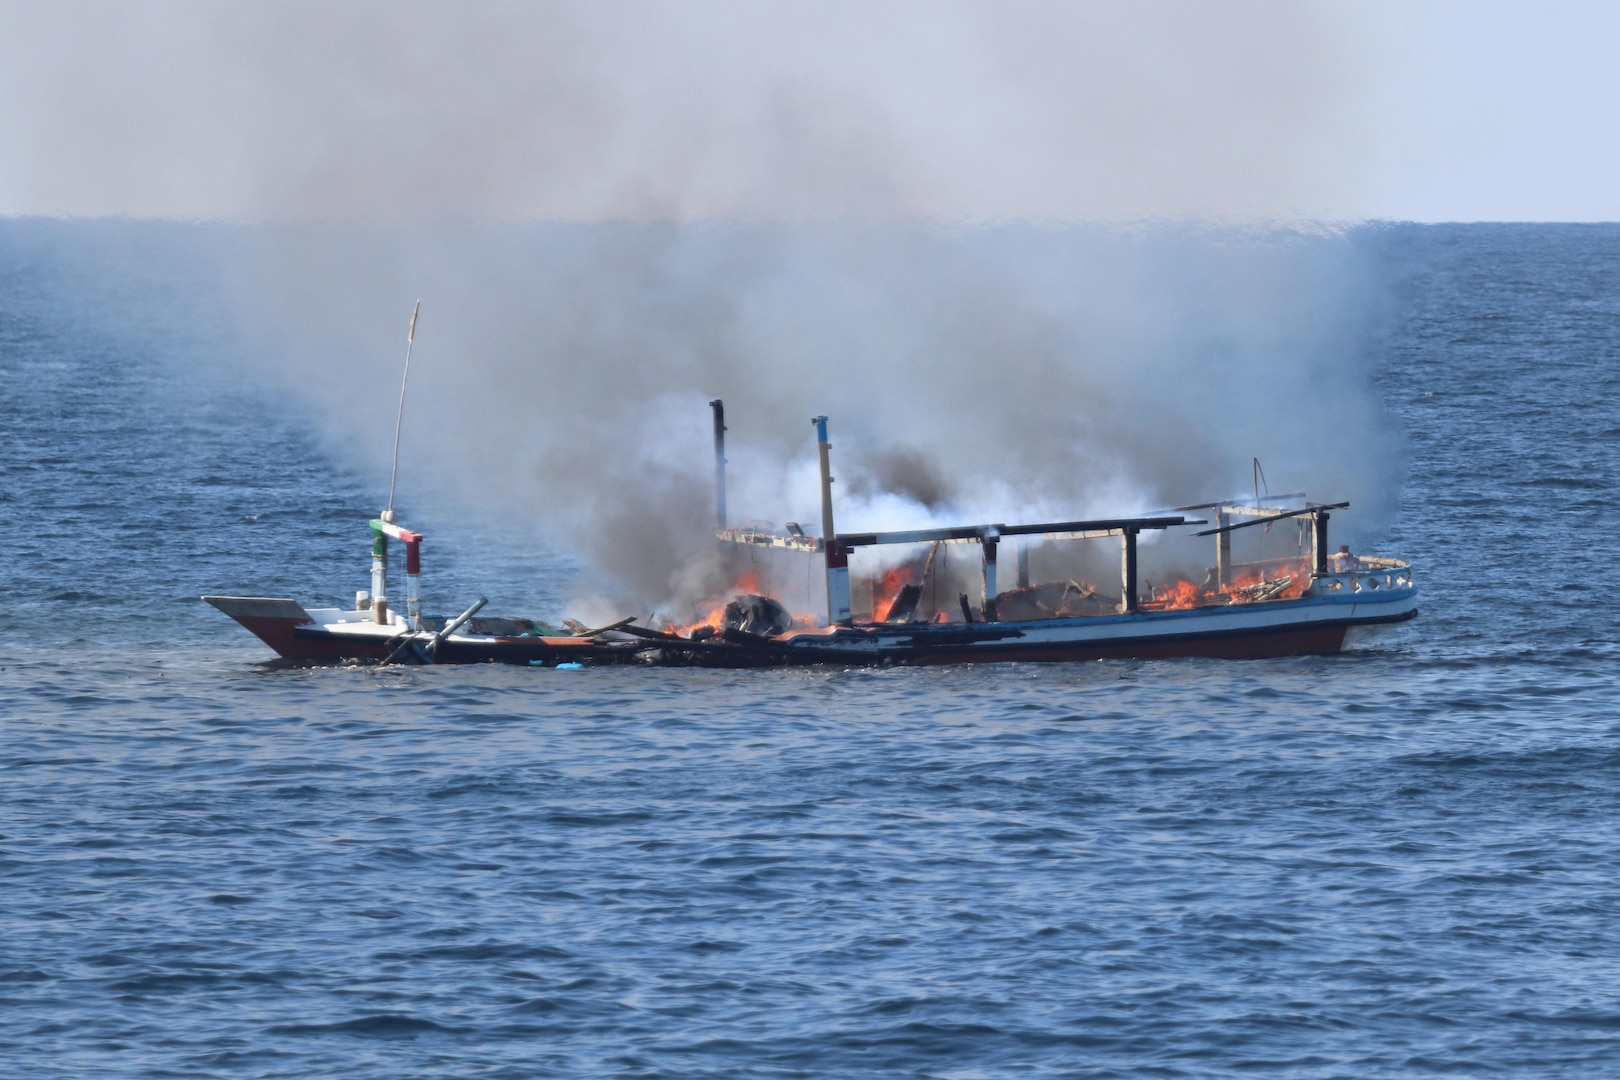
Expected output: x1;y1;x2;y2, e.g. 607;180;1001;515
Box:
0;1;1403;617
226;222;1400;617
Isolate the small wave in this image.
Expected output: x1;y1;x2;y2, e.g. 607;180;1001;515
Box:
267;1014;462;1037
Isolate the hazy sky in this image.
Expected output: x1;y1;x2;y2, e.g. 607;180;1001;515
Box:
0;0;1615;224
1372;0;1620;222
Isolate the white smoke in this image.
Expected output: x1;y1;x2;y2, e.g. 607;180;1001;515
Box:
221;221;1400;613
0;2;1405;614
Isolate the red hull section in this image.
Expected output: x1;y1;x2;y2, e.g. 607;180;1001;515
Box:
206;595;1413;667
201;598;365;661
234;614;342;660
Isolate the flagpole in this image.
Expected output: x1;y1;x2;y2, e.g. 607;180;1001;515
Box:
386;301;420;516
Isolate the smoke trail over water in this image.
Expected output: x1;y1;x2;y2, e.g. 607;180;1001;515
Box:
234;223;1400;612
0;2;1403;613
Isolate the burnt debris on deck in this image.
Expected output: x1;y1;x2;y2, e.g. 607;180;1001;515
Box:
705;400;1358;629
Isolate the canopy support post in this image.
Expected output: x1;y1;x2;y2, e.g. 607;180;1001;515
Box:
1312;509;1330;575
981;537;999;622
1120;527;1140;614
814;416;851;626
710;398;727;529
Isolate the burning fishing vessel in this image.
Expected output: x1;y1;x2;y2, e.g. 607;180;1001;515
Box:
205;402;1417;666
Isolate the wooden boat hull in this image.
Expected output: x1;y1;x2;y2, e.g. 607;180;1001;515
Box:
205;584;1417;667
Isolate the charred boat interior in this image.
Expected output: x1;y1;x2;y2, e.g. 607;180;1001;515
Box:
704;402;1367;633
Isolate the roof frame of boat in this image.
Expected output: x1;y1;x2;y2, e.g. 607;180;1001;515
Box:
1193;501;1349;537
704;402;1361;624
1172;493;1305;513
836;515;1195;549
716;515;1197;552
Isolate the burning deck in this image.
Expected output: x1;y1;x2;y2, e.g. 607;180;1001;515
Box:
204;402;1417;667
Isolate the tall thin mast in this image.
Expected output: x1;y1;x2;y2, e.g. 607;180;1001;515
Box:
710;399;727;529
386;301;421;516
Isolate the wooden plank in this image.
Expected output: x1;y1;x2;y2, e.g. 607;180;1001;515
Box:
840;515;1192;549
564;616;638;638
1192;502;1349;537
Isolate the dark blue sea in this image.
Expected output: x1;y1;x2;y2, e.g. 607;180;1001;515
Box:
3;222;1619;1077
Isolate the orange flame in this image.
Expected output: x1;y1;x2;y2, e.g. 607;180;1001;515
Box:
669;569;824;637
871;565;917;622
1149;579;1202;611
672;569;762;636
1141;557;1313;612
1225;558;1311;601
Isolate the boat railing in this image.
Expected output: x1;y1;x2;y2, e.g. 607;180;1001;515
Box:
1311;564;1415;595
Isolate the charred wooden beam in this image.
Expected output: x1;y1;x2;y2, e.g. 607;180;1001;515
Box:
837;525;1001;547
884;583;923;624
617;623;709;644
564;616;638;638
1173;493;1305;512
1191;502;1349;537
995;515;1191;537
838;515;1190;550
1120;527;1139;614
1313;510;1330;576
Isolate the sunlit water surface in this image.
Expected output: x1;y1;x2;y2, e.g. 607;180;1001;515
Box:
3;223;1619;1077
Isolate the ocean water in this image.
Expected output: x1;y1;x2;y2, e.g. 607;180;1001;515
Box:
3;222;1620;1077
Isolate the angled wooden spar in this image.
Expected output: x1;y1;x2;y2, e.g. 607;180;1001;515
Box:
1191;502;1347;535
1193;502;1350;576
429;597;488;656
1171;493;1305;512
